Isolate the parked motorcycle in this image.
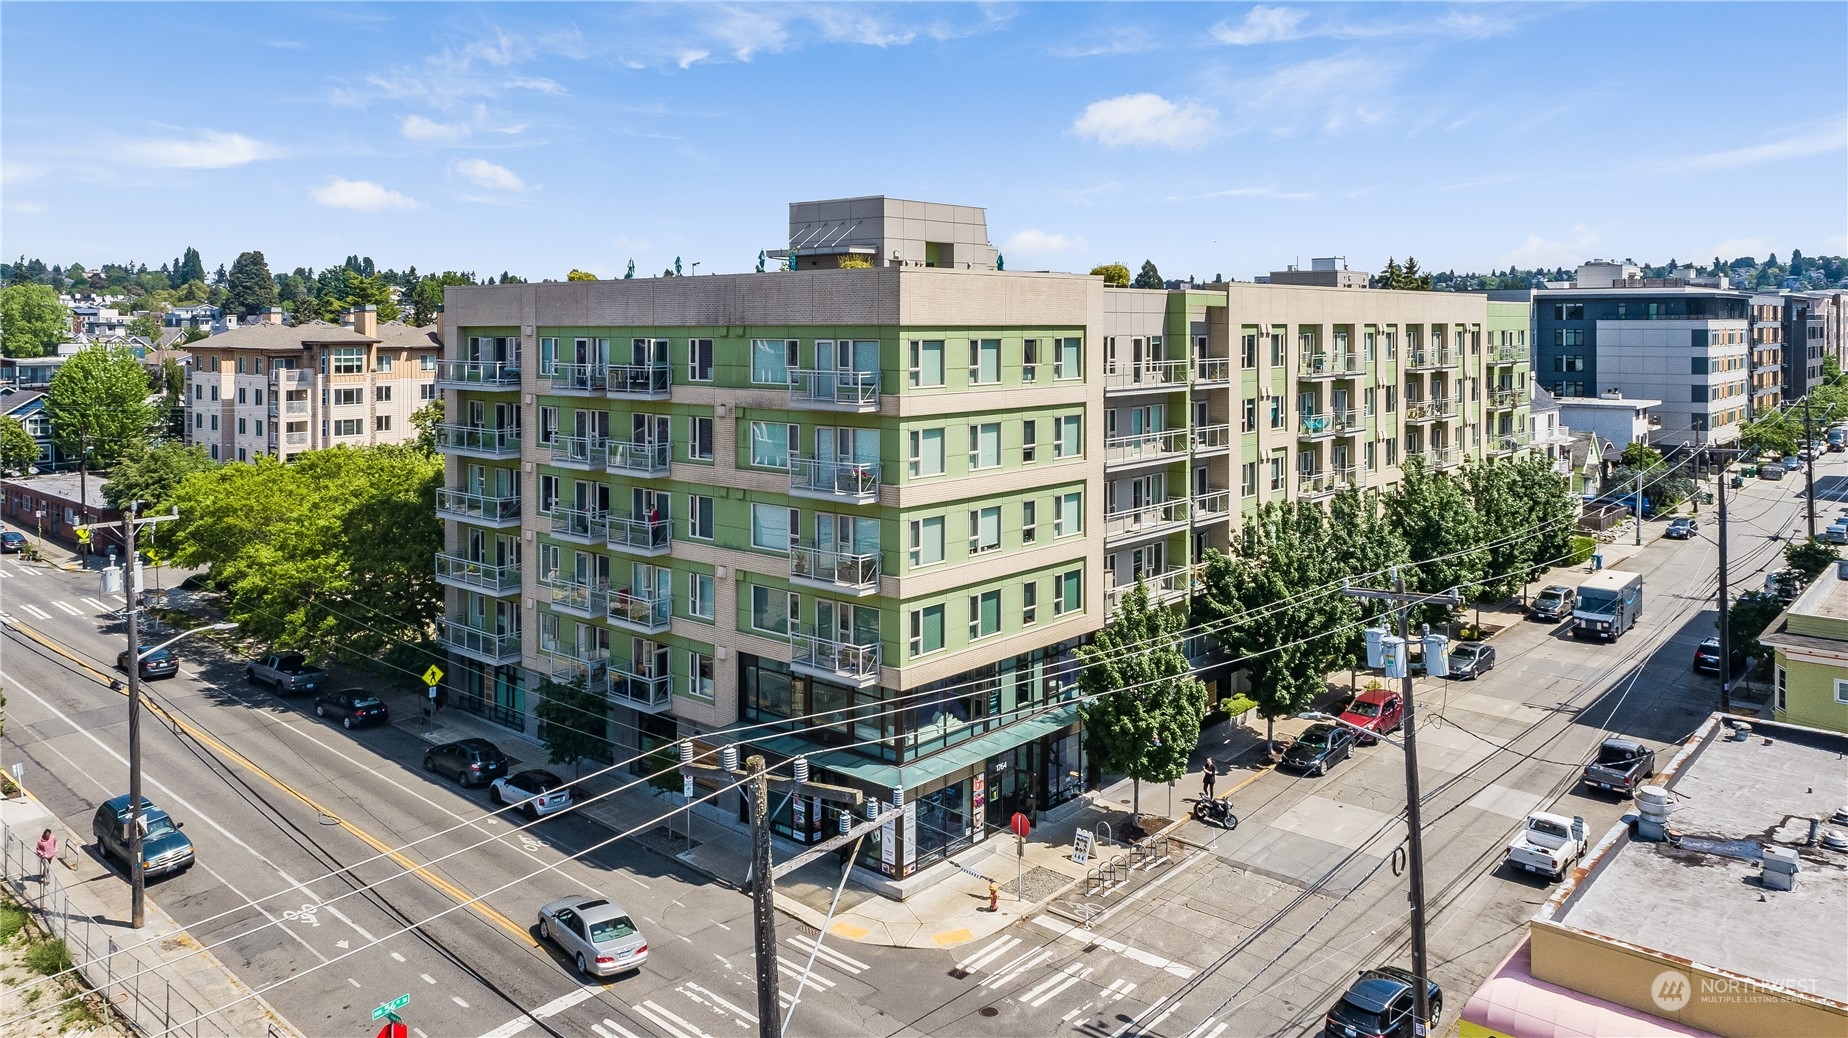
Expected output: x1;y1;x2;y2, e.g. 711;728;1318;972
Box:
1188;796;1238;828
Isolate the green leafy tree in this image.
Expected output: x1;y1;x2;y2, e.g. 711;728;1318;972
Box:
127;314;161;342
45;345;158;473
223;250;280;317
408;272;473;326
1728;591;1784;664
1620;442;1663;469
1738;411;1798;457
0;415;39;473
1077;585;1208;819
180;326;210;344
1385;459;1488;623
1090;263;1131;288
1131;260;1164;289
566;269;597;282
1784;537;1839;581
1;283;70;357
409;399;444;454
103;440;217;512
532;678;614;779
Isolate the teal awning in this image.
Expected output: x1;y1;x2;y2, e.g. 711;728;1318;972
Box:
725;705;1079;792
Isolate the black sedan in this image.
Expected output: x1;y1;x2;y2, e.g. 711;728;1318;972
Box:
1665;517;1699;539
1282;723;1354;776
0;530;26;553
116;647;180;680
1447;642;1496;679
313;689;391;729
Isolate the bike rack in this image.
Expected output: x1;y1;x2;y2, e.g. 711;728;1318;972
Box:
1094;821;1114;849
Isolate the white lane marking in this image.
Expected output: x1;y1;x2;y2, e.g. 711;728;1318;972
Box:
956;934;1020;973
786;934;868;973
1181;1019;1228;1038
452;996;471;1008
349;977;362;988
421;973;437;984
623;873;650;890
775;956;836;988
601;1020;647;1038
712;921;731;930
1021;963;1092;1007
1108;1000;1162;1038
475;985;601;1038
391;952;406;962
81;597;110;612
21;604;51;619
53;600;82;615
983;948;1055;990
1029;915;1198;978
11;564;36;576
679;981;757;1024
632;1000;715;1038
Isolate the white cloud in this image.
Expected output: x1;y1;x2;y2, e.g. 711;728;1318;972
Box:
266;39;304;50
1706;238;1771;261
121;130;278;169
1668;117;1846;172
1211;52;1402;136
1184;186;1316;202
402;115;472;143
1500;225;1600;269
1072;93;1218;150
2;199;47;214
1211;6;1309;46
451;158;527;192
1003;229;1085;256
310;177;420;212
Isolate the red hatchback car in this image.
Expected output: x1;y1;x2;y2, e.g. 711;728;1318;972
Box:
1338;688;1404;745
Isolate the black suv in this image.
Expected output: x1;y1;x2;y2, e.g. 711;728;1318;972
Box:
424;738;510;787
1282;723;1354;776
1325;966;1443;1038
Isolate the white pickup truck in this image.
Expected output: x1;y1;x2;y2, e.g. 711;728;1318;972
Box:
1506;811;1588;882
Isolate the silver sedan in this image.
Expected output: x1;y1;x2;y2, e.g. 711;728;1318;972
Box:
537;895;649;977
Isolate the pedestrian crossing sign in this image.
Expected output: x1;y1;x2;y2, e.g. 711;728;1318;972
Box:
422;664;444;687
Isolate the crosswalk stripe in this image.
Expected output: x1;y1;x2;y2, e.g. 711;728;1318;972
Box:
1022;963;1092;1008
600;1019;647;1038
632;1000;716;1038
81;597;110;612
678;982;757;1025
22;604;51;619
1181;1019;1227;1038
956;934;1020;973
786;934;868;973
53;601;82;615
11;564;35;576
983;948;1054;990
776;956;836;988
1103;979;1137;1001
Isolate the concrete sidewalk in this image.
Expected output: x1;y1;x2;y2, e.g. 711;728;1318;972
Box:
0;792;302;1038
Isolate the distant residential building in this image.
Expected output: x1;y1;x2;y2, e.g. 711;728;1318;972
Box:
0;388;62;471
163;304;220;332
1756;560;1848;733
1553;392;1660;448
183;306;440;463
1748;293;1787;416
1527;385;1573;476
1266;257;1370;289
0;471;121;548
1782;293;1827;400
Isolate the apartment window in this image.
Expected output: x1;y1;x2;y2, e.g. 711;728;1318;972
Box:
1055;337;1082;380
688;494;715;539
1691;357;1709;375
1385;386;1398;413
749;422;799;469
1242;461;1257;497
1269;331;1285;366
969;339;1001;385
685;650;715;698
750;504;798;553
908;427;945;477
1269;398;1284;430
255;420;263;436
909;604;945;657
194;384;202;400
210;444;219;459
334;388;362;406
968;590;1001;640
1054;491;1083;537
689;574;715;621
1022;339;1039;383
1554;329;1585;347
237;447;246;462
1269;455;1285;490
1552;355;1584;373
1054;569;1082;616
332;347;364;375
375;354;393;372
1021;501;1037;544
539;406;558;445
751;338;798;385
750;586;794;635
689;338;714;382
375;415;391;432
376;385;392;402
538;337;558;375
210;385;219;401
334;418;363;436
969;506;1002;555
237;386;246;404
420;383;437;401
1022;419;1038;463
1691;385;1709;403
1241;334;1257;368
237;357;246;374
689;416;714;461
1054;415;1082;459
1364;331;1376;360
1553;303;1585;321
1022;582;1038;626
1386;439;1399;464
420;354;436;371
538;475;559;513
1241;399;1256;433
909;516;945;567
908;339;945;387
237;417;247;434
969;423;1001;470
210;414;219;430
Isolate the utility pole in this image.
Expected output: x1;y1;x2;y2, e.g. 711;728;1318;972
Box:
1717;469;1732;714
1633;469;1643;546
1803;397;1817;541
1342;571;1460;1036
745;755;781;1037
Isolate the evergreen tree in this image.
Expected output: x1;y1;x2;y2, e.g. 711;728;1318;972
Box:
224;250;280;317
1131;260;1164;289
177;247;206;287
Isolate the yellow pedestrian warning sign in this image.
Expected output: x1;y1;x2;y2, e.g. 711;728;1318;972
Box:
422;664;444;687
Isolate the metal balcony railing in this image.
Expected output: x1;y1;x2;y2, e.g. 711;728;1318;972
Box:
437;619;522;665
549;435;609;469
1332;407;1369;433
1407;349;1457;370
436;488;521;526
1191;423;1232;453
1103;358;1188;392
788;370;881;410
284;430;310;446
1489;389;1521;409
608;587;672;633
1194;357;1231;384
549;363;607;393
1489;345;1526;364
541;574;608;618
1104;428;1188;467
606;363;671;398
1299;466;1365;497
540;643;609;684
435;553;522;594
1192;488;1231;520
605;513;671;556
791;628;880;686
433;424;521;457
1492;435;1529;454
1412;447;1461;468
606;439;672;477
436;361;521;388
1300;352;1364;377
1104;566;1196;613
607;666;672;711
549;507;608;543
789;457;880;503
1104;498;1190;539
1299;412;1336;437
789;545;880;594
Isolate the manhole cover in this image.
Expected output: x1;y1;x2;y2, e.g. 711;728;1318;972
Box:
979;1006;999;1017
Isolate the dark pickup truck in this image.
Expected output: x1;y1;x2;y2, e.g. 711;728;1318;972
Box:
1582;737;1656;797
246;652;328;694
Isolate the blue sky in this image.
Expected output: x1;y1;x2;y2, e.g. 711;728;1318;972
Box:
3;3;1844;283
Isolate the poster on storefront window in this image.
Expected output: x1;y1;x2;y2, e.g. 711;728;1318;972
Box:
972;774;987;842
880;801;896;876
902;802;918;873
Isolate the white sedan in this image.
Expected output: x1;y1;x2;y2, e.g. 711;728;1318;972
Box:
538;895;648;977
490;769;574;817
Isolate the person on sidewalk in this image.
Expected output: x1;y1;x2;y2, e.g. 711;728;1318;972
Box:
1201;757;1218;800
35;829;58;881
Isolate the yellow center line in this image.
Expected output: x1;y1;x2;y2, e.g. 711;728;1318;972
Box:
6;619;537;946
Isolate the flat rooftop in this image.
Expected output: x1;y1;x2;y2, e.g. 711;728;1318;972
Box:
1554;718;1848;1003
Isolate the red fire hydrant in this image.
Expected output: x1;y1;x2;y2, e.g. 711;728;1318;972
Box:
988;879;1000;913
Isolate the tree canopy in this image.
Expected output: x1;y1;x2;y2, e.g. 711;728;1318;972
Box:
532;677;613;777
566;269;597;282
1376;257;1435;291
44;344;159;470
1131;260;1164;289
1090;263;1131;288
224;250;279;317
2;283;69;357
103;440;218;512
0;416;38;474
1077;584;1208;817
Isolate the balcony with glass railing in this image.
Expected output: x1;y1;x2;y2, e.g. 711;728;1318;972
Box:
549;507;608;545
1409;446;1461;469
1403;398;1458;424
1406;349;1458;371
435;553;522;594
1192;486;1231;521
789;457;880;504
1489;344;1527;364
1298;466;1365;499
541;574;608;618
1103;358;1188;394
1489;434;1530;456
789;545;880;595
284;430;310;446
606;439;672;478
1332;407;1370;434
549;435;608;470
549;363;608;394
1104;565;1196;613
1191;423;1232;454
433;424;521;458
267;398;310;418
436;361;521;389
1299;412;1337;438
790;627;880;687
1300;352;1365;378
436;488;521;527
437;618;522;666
1488;388;1522;410
1194;356;1231;385
608;586;672;634
607;664;673;713
788;370;881;411
1104;498;1190;544
607;363;671;400
539;642;609;684
1104;428;1189;468
606;512;671;557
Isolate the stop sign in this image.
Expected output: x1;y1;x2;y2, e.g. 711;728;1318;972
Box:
1010;812;1031;839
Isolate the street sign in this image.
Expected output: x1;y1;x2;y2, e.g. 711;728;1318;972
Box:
372;994;410;1021
421;664;444;687
1009;812;1031;839
683;774;694;799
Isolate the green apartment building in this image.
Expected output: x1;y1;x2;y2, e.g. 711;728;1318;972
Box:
1757;561;1848;735
434;197;1533;893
